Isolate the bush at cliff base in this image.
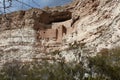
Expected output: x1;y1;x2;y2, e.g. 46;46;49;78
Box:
0;47;120;80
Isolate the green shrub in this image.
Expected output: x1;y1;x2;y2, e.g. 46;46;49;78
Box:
88;47;120;80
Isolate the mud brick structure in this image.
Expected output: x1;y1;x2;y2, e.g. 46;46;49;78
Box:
38;25;72;43
39;29;57;40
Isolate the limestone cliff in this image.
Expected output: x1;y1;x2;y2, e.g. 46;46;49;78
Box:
65;0;120;55
0;0;120;63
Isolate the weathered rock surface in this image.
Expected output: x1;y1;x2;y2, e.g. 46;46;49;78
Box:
65;0;120;55
0;0;120;63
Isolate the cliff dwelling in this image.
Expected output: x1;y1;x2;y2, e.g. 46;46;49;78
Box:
36;24;74;52
38;25;68;42
0;8;74;52
28;8;74;46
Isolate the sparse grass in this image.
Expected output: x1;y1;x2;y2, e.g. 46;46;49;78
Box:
0;60;85;80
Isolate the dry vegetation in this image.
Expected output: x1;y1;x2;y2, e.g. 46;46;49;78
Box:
0;47;119;80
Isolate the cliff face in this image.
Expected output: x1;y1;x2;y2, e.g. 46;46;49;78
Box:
0;0;120;63
66;0;120;55
0;8;72;63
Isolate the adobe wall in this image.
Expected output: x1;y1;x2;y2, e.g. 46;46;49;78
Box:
37;25;67;52
66;27;73;35
39;29;57;40
56;25;67;42
37;25;70;43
